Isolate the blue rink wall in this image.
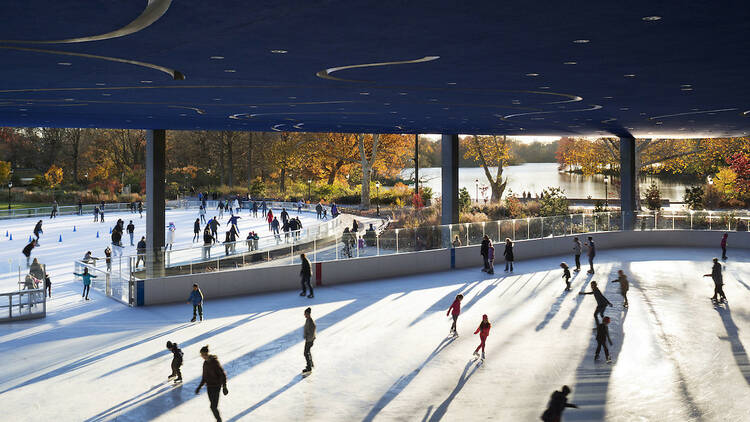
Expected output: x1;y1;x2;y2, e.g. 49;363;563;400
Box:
139;230;748;305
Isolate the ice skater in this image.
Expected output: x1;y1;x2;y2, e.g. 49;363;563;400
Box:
720;233;728;260
93;206;100;222
127;220;135;246
22;239;38;267
560;262;571;291
193;218;201;242
199;205;207;224
188;283;204;322
503;237;514;272
135;237;146;268
44;275;51;298
473;314;491;360
579;281;612;321
487;243;495;274
541;385;578;422
703;258;727;303
203;227;214;259
104;246;112;272
166;341;183;383
595;316;613;362
209;217;220;241
226;214;241;234
610;270;629;308
138;201;143;218
195;345;228;422
74;267;97;300
300;253;314;298
480;235;491;272
166;222;176;251
50;200;58;219
303;307;316;374
446;294;463;336
33;220;43;241
572;237;582;272
585;236;596;274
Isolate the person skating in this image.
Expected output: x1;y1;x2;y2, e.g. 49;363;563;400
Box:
271;217;281;242
50;200;58;219
203;227;214;259
44;274;51;298
315;203;322;219
267;209;274;231
560;262;571;291
166;222;176;251
446;294;463;336
195;345;228;422
193;218;201;242
300;253;314;298
720;233;728;261
541;385;578;422
127;220;135;246
261;200;268;218
226;214;241;235
503;238;514;272
22;239;38;267
487;243;495;275
29;258;45;281
209;217;220;242
703;258;727;302
166;341;184;383
138;201;143;218
281;208;289;225
104;246;113;272
579;281;612;321
473;314;491;360
302;307;316;374
584;236;596;274
199;205;207;224
252;201;258;217
135;237;146;268
595;316;613;362
480;235;491;272
217;200;225;219
33;220;43;241
74;267;97;300
572;237;582;272
188;283;204;322
77;199;83;215
93;206;100;222
610;270;630;308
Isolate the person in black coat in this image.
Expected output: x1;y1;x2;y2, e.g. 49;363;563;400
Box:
595;316;613;361
579;281;612;321
193;218;201;242
503;238;514;272
300;253;313;298
703;258;727;302
33;220;43;240
480;235;490;272
22;239;37;267
166;341;183;382
541;385;578;421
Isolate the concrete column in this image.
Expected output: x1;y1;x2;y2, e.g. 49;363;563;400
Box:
619;136;636;230
441;134;459;225
146;129;166;277
414;133;419;197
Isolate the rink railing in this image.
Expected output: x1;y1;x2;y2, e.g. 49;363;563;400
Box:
127;209;750;279
0;288;46;321
74;258;134;306
0;202;145;220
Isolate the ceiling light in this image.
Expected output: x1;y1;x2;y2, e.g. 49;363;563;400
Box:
620;107;629;111
19;108;27;111
224;69;236;73
140;80;152;83
360;92;370;95
681;87;693;91
623;74;636;78
95;83;106;86
512;100;521;104
213;98;222;101
57;62;72;66
539;86;550;89
179;113;187;117
573;39;590;44
603;96;614;99
102;93;111;96
642;16;662;21
399;92;408;95
210;56;224;60
383;103;391;106
563;61;577;65
64;98;74;101
680;84;692;88
429;98;438;101
446;82;457;85
525;73;539;77
270;50;288;54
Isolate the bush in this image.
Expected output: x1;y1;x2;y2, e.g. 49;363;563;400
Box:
458;188;471;213
702;184;722;209
643;182;662;211
539;187;569;216
683;186;703;210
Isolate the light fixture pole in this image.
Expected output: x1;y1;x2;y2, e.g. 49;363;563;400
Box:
604;175;609;209
7;181;12;211
375;181;380;216
475;179;479;204
307;178;312;201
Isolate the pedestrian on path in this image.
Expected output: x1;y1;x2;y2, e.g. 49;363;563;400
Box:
579;281;612;321
473;314;491;360
585;236;596;274
74;267;97;300
720;233;728;261
300;253;314;298
303;307;316;374
541;385;578;422
446;294;463;336
703;258;727;302
166;341;183;383
560;262;571;291
195;345;228;422
188;283;204;322
503;238;514;272
573;237;582;272
610;270;629;308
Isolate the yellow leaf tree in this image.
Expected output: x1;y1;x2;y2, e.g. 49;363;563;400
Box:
0;161;11;185
463;135;511;201
713;167;737;199
44;164;64;198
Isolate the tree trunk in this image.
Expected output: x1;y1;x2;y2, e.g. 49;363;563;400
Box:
327;160;343;185
280;168;286;193
357;134;379;209
361;164;371;209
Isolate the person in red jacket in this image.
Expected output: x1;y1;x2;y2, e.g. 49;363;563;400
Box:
473;314;491;360
446;294;464;337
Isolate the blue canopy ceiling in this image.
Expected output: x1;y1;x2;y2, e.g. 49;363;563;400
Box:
0;1;748;137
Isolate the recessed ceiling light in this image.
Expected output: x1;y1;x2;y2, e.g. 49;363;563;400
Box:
270;50;288;54
140;80;152;83
147;116;153;119
603;96;614;99
680;84;692;88
383;103;391;106
210;56;224;60
642;16;662;21
655;121;663;125
102;93;111;96
57;62;72;66
64;98;74;101
288;96;296;99
539;86;550;89
179;113;187;117
573;39;590;44
360;92;370;95
681;87;693;91
95;83;106;86
623;74;636;78
399;92;408;95
446;82;457;85
213;98;222;101
224;69;236;73
525;73;539;77
563;61;577;65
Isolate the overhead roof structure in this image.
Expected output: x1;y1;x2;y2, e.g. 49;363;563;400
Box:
0;1;748;137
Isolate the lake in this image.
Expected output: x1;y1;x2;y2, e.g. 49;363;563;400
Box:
401;163;692;202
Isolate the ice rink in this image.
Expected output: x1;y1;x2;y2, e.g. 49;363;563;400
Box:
1;243;749;421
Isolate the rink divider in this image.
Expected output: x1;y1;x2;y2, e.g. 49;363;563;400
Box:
138;230;748;305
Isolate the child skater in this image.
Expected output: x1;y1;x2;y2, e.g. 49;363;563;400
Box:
473;314;491;360
560;262;571;291
166;341;184;383
446;294;463;337
610;270;630;308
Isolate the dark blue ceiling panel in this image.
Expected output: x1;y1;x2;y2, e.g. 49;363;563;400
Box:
0;1;748;137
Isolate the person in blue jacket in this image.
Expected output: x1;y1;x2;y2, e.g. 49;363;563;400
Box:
188;283;204;322
73;267;97;300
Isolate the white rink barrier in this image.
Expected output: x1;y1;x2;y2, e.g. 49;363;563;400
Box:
138;230;748;305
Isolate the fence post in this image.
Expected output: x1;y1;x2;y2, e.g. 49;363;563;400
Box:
396;229;399;254
594;214;597;232
541;217;544;238
376;233;380;256
512;220;516;241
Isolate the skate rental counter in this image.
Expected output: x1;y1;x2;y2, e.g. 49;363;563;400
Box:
136;230;748;305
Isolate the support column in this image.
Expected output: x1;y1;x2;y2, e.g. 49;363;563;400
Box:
441;134;459;225
146;129;166;278
414;134;419;197
619;136;636;230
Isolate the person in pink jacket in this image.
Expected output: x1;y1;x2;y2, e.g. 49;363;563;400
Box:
446;294;464;336
473;314;491;360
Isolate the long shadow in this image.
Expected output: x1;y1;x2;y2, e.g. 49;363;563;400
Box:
408;282;474;327
84;382;183;422
98;311;275;378
535;290;571;331
226;375;303;421
0;322;192;395
714;303;750;385
427;360;481;421
560;273;594;330
459;278;502;314
362;337;457;422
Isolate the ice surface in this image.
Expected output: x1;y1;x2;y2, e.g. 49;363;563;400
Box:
1;233;749;421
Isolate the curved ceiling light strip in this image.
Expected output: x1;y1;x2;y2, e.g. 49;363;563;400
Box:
230;111;378;120
601;118;617;124
741;110;748;116
316;56;440;82
648;108;738;120
293;123;305;129
168;105;205;114
500;104;602;120
0;0;172;44
0;46;185;80
271;124;286;131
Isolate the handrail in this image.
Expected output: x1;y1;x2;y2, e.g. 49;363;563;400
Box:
0;201;147;220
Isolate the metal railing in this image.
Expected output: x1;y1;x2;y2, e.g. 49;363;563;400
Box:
0;202;144;220
0;289;46;321
74;257;134;306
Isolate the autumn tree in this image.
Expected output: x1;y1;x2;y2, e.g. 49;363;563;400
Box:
0;160;11;184
463;135;511;201
728;152;750;198
44;164;64;198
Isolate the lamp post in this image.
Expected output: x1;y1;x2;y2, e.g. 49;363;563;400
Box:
475;179;479;204
307;179;312;201
603;175;609;209
375;181;380;216
7;180;12;211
